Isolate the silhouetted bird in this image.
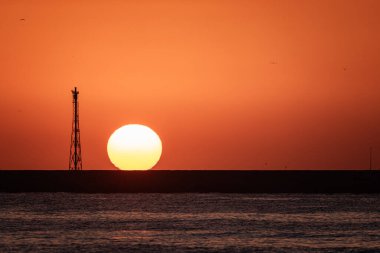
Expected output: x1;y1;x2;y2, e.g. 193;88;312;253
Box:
19;19;25;21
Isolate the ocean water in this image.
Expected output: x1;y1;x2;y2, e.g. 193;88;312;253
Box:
0;193;379;252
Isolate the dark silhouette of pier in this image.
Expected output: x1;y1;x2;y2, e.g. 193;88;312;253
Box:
0;170;379;193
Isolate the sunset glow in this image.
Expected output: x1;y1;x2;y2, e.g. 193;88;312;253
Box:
0;0;379;170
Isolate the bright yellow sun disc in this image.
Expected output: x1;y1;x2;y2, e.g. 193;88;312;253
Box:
107;124;162;170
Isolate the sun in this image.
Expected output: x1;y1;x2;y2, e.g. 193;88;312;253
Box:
107;124;162;170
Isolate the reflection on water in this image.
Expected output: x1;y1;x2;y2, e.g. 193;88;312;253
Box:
0;193;379;252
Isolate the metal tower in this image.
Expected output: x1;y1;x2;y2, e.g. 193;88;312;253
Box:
69;87;82;170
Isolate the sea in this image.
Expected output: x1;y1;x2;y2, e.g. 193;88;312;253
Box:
0;193;379;252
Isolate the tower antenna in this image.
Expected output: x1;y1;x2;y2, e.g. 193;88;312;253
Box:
69;87;82;170
370;146;373;171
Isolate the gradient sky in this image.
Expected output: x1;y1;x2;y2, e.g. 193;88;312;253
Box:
0;0;379;170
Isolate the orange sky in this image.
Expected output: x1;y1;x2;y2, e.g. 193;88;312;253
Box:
0;0;379;170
